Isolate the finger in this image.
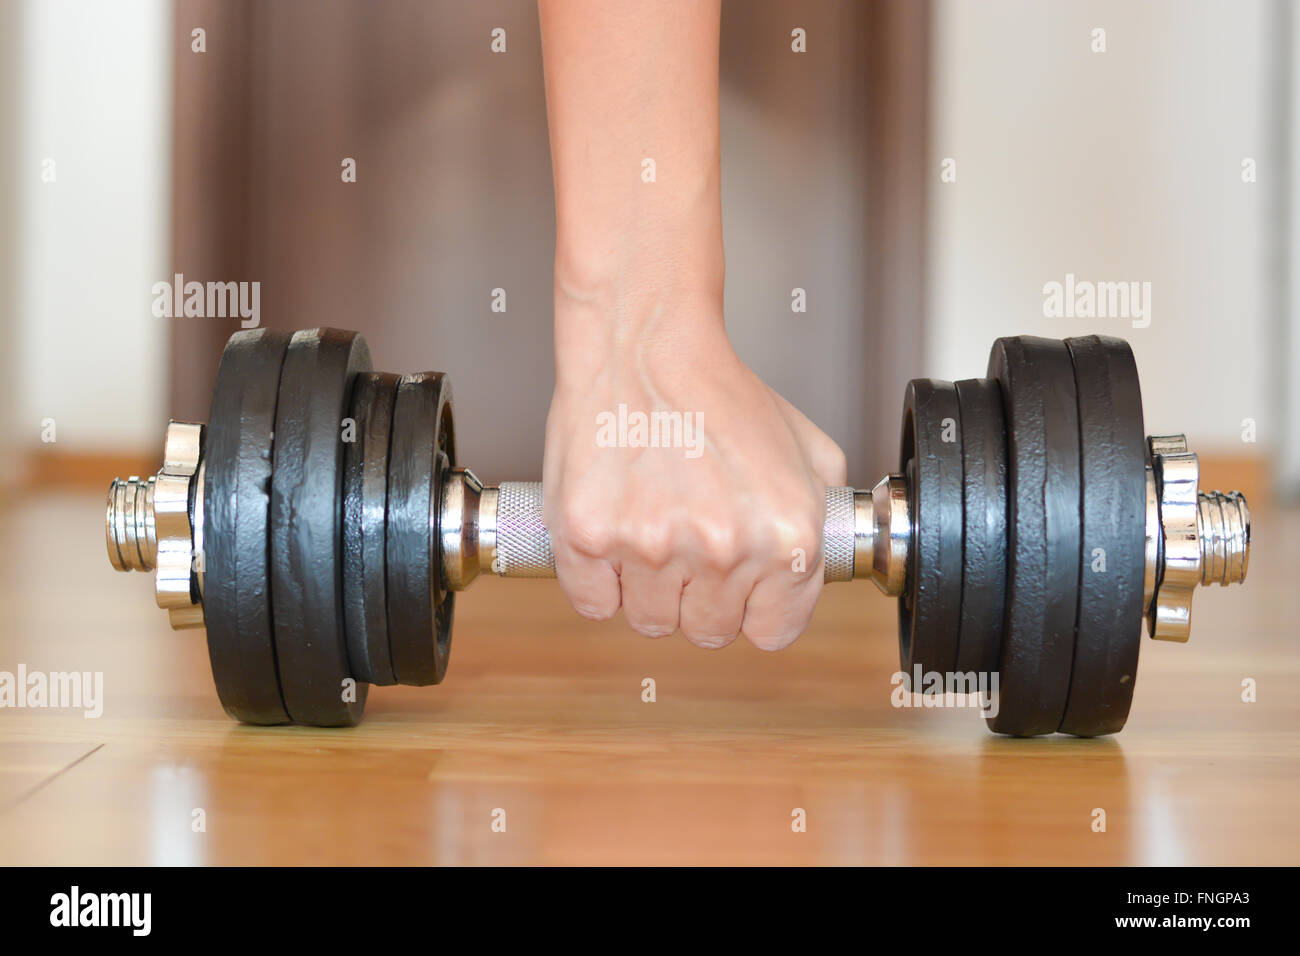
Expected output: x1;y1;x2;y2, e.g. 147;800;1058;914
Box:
552;547;621;621
679;569;752;648
619;563;683;638
739;567;822;651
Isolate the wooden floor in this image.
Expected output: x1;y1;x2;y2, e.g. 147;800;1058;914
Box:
1;489;1297;865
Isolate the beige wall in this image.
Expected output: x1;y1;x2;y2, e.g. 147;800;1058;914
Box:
4;0;172;462
927;0;1285;466
719;1;875;477
1282;0;1300;496
0;0;19;486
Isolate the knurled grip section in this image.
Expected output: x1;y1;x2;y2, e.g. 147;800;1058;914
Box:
493;482;855;583
495;482;556;577
822;485;855;582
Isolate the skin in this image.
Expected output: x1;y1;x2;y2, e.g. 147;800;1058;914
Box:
538;0;846;649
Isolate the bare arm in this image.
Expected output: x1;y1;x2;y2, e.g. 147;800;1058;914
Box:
539;0;845;647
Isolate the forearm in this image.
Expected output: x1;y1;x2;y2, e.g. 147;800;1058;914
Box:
538;1;845;649
539;0;725;372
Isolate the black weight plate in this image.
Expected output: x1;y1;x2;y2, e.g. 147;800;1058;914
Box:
433;378;456;678
271;328;371;726
343;371;400;685
387;372;455;686
985;336;1081;736
953;378;1007;680
203;329;292;725
898;379;964;677
1059;336;1145;736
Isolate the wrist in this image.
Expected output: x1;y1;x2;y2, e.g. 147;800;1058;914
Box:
552;277;727;391
552;186;727;388
553;181;725;298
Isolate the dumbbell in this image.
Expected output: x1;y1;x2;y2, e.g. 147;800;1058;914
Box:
105;328;1250;736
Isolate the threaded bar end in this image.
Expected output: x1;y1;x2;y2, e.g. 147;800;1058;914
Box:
1197;490;1250;586
106;476;157;572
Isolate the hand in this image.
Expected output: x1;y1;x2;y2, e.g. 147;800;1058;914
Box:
537;0;845;647
543;286;847;649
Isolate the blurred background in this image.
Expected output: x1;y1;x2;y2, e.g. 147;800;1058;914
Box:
0;0;1295;500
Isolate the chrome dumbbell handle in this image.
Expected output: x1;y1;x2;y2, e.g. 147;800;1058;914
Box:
438;470;911;595
489;482;557;578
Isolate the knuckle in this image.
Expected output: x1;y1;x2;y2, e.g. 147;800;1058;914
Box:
623;521;672;568
764;509;822;567
798;511;824;558
556;506;614;558
689;516;739;568
743;510;781;557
